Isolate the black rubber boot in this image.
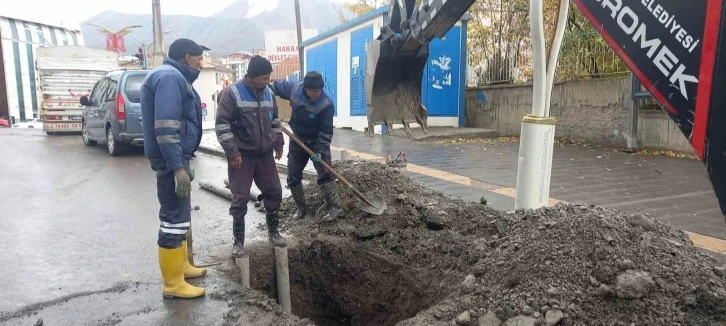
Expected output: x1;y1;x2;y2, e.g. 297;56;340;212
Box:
321;182;342;222
266;211;287;247
290;184;307;219
232;217;245;258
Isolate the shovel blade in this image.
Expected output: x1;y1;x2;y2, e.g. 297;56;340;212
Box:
356;192;387;215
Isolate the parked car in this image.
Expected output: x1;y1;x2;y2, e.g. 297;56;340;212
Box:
0;117;9;128
80;70;149;156
12;118;43;129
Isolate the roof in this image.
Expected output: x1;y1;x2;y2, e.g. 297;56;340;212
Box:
203;61;235;74
300;6;472;48
0;9;81;31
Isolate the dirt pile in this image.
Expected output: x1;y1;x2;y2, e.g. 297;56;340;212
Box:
274;161;726;325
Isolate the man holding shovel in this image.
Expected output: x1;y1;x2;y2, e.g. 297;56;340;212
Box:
269;71;343;222
215;55;286;257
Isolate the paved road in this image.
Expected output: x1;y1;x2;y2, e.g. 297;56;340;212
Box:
0;128;283;325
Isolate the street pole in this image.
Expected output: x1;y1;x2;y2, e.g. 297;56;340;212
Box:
152;0;165;68
294;0;304;80
513;0;569;210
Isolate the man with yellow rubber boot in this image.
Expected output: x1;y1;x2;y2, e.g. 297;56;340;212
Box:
141;38;208;299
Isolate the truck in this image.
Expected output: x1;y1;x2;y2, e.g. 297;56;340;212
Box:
36;46;119;134
367;0;726;216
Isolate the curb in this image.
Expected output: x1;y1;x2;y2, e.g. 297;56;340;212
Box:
197;145;317;181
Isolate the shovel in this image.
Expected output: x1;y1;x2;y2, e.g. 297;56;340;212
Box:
280;126;387;215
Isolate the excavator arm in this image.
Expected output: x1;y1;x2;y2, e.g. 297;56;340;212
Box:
365;0;477;136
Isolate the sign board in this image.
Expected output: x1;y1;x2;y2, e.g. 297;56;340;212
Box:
264;29;318;63
571;0;726;213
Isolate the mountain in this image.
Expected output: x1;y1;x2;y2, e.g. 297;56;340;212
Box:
81;0;351;56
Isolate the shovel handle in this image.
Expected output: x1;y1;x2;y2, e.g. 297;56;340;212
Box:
281;127;375;207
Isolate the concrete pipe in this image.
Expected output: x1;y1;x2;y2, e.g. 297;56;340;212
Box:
275;246;291;314
200;179;262;202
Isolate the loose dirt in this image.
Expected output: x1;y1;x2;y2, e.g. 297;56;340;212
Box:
235;160;726;326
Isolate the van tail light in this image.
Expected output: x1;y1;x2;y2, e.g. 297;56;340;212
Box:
116;93;126;120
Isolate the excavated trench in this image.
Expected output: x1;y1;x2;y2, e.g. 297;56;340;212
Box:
247;239;458;326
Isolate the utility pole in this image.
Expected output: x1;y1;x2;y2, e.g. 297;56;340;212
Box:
152;0;165;68
294;0;304;80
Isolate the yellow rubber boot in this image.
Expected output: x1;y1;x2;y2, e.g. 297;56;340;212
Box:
181;240;207;279
158;246;205;299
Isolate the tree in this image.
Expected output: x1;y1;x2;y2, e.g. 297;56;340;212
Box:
334;0;422;22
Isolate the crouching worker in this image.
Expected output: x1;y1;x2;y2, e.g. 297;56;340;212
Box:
215;55;286;257
269;71;342;222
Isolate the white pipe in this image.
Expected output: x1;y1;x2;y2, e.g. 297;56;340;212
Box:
530;0;547;117
275;246;291;314
236;256;250;288
544;0;570;117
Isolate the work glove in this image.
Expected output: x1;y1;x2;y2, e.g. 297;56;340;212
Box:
185;166;195;182
174;169;192;198
310;152;322;162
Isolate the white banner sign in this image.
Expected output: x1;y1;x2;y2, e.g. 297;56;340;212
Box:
264;29;318;63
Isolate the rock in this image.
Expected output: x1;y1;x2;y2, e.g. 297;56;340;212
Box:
521;306;533;316
533;312;541;318
456;311;472;325
461;274;477;293
422;209;449;230
544;221;558;228
604;235;615;245
589;276;600;286
354;227;388;241
616;270;655;299
545;310;564;325
479;311;502;326
34;318;43;326
492;219;509;235
397;194;407;202
480;197;488;205
503;315;536;326
661;237;683;248
547;286;560;296
627;214;656;231
193;205;200;210
596;284;613;297
713;265;726;278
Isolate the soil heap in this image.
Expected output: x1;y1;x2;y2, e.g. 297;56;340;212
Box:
274;160;726;326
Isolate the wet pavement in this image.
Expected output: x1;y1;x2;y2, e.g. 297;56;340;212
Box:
0;128;286;325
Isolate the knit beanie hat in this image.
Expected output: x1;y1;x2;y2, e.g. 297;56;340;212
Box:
168;38;204;60
303;71;324;89
246;56;273;78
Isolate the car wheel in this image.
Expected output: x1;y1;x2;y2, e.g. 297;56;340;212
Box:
82;122;97;146
107;126;122;156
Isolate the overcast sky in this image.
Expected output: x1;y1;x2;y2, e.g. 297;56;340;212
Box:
7;0;353;28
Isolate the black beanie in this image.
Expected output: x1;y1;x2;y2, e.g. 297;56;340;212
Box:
303;71;324;89
246;56;273;78
168;38;204;60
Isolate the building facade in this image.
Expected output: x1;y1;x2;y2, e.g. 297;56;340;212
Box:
300;6;469;134
0;15;83;123
197;56;235;122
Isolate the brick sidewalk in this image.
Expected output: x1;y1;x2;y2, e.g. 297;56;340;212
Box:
200;128;726;240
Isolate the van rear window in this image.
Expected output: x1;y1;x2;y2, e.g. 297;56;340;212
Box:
125;75;146;103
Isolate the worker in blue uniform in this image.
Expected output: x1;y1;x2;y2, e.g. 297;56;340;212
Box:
140;38;207;299
269;71;342;222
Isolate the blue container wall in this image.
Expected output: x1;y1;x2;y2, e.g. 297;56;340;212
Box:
422;25;463;117
350;25;374;116
306;39;339;116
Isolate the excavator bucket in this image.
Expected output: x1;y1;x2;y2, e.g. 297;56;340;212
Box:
570;0;726;215
365;38;428;136
365;0;476;137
